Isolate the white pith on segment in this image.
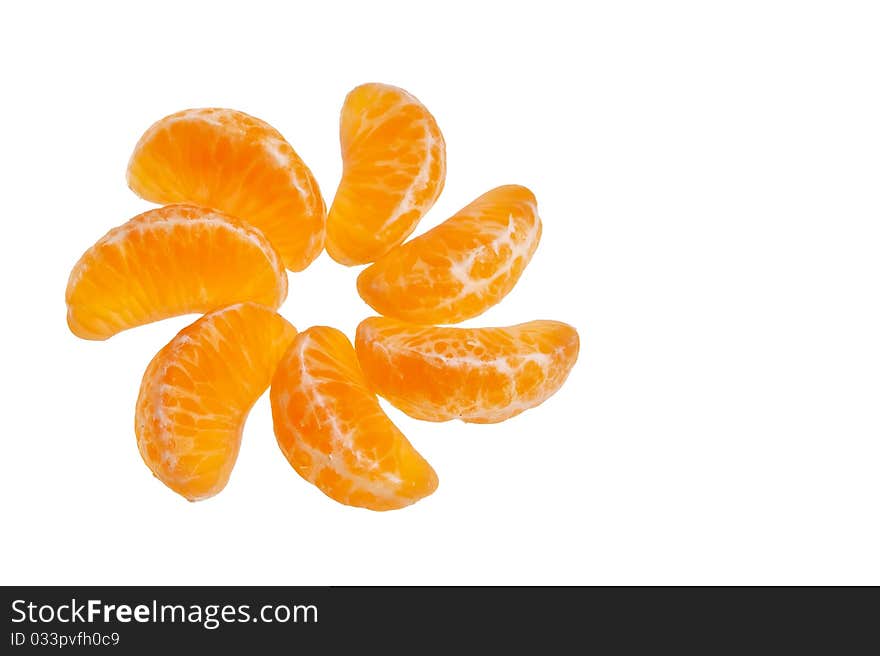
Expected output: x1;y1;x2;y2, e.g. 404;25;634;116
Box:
374;118;440;235
126;108;326;271
65;205;287;340
328;84;446;262
129;108;317;200
358;185;542;323
136;303;296;501
283;334;400;500
442;204;541;306
356;318;580;424
271;327;436;510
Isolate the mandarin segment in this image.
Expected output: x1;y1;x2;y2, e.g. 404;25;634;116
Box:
326;83;446;265
270;326;438;511
66;204;287;340
358;185;542;324
127;108;325;271
355;317;579;424
136;303;297;501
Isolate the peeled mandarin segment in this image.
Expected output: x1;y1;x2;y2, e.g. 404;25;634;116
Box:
270;326;438;511
357;185;542;324
326;83;446;265
355;317;579;424
66;204;288;341
127;108;325;271
136;303;297;501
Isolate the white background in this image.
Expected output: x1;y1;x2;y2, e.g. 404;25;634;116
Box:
1;1;878;585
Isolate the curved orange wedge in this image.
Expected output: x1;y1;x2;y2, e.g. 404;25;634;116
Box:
356;317;579;424
271;326;438;511
326;83;446;265
358;185;541;324
66;204;287;341
136;303;297;501
127;108;325;271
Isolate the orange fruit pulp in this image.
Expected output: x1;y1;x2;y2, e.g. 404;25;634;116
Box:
66;204;287;340
127;108;325;271
356;317;579;424
357;185;541;324
271;326;438;510
326;83;446;265
136;303;297;501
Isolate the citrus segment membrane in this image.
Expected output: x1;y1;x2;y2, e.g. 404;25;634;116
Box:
271;326;438;510
136;303;297;501
127;108;325;271
66;204;287;340
355;317;579;424
326;83;446;265
357;185;541;324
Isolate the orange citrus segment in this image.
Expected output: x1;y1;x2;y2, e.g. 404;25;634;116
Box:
127;108;325;271
66;204;287;341
326;83;446;265
355;317;579;424
136;303;297;501
270;326;438;511
357;185;541;324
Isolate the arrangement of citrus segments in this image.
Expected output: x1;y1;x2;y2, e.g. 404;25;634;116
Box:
65;82;580;511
